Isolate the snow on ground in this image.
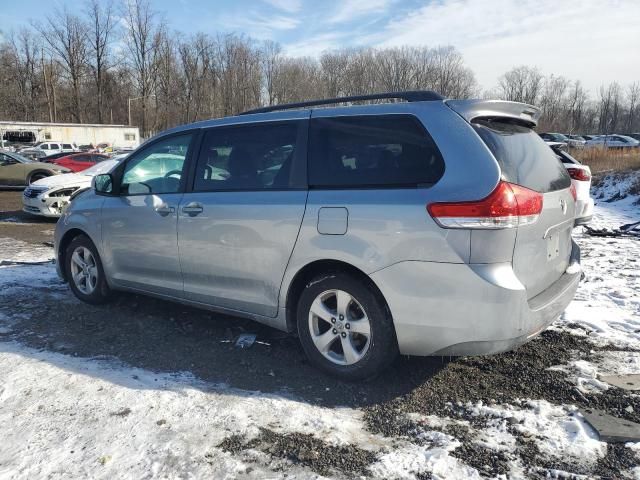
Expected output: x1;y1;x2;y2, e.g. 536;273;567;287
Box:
1;171;639;479
553;173;640;402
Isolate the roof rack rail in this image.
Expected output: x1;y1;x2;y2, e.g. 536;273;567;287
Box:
240;90;444;115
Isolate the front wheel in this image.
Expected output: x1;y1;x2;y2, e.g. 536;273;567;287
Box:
297;272;398;381
65;235;113;304
29;172;49;184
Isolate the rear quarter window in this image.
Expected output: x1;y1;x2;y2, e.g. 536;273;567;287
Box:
473;119;571;193
308;115;444;188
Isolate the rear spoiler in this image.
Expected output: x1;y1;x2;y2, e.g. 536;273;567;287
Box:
445;99;541;128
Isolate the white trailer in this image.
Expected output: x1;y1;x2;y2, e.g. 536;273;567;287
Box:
0;121;140;149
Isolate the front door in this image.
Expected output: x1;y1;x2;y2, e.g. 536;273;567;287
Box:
178;119;308;317
101;133;195;297
0;154;25;186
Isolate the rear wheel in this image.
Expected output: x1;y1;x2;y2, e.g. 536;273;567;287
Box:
297;272;398;381
65;235;112;304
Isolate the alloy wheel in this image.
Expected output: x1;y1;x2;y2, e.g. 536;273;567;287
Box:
70;246;98;295
308;289;371;366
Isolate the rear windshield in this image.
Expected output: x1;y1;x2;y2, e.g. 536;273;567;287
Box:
473;119;571;193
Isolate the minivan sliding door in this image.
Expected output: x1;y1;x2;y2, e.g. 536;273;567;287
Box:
178;118;308;317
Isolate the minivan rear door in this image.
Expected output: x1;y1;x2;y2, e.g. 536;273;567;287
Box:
178;117;309;318
472;119;575;299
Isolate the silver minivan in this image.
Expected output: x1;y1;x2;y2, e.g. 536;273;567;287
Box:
55;92;581;380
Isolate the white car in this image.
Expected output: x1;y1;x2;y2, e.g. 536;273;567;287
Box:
549;143;593;225
586;135;640;149
565;134;587;148
19;142;79;159
23;159;119;218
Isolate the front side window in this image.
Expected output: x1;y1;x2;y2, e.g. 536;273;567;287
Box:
308;115;444;188
194;122;299;191
0;153;14;166
121;134;192;195
41;144;49;150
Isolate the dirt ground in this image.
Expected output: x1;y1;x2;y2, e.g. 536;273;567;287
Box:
1;188;640;478
0;190;57;245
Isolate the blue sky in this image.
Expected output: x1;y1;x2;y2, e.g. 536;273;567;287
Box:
2;0;639;93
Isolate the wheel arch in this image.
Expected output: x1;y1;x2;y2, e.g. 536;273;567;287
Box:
58;228;92;281
26;169;53;183
284;259;392;333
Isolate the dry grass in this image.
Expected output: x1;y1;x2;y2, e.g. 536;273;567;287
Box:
570;147;640;173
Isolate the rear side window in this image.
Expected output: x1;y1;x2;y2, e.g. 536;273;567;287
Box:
308;115;444;188
473;119;571;192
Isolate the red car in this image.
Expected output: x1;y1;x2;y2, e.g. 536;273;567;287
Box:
51;153;110;172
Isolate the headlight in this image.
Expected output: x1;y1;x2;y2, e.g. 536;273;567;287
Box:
48;187;80;197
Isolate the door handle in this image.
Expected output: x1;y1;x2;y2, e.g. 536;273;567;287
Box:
155;204;175;216
182;202;204;217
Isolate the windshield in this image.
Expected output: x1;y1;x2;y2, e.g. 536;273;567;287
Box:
82;159;119;176
10;153;34;163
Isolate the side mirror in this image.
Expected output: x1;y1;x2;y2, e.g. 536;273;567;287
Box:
93;173;114;195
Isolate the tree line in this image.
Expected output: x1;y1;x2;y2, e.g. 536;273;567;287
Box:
1;0;638;139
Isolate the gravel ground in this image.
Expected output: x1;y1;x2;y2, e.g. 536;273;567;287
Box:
1;188;640;479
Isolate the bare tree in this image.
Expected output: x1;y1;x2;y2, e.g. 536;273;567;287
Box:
123;0;163;136
625;82;640;132
34;10;88;122
8;29;41;121
539;75;570;130
262;40;281;106
597;82;622;134
85;0;116;123
0;2;637;138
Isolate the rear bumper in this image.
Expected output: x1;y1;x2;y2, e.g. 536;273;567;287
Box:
370;240;581;356
575;198;594;225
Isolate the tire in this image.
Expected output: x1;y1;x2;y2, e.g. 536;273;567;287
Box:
64;234;113;305
297;272;398;381
28;172;49;184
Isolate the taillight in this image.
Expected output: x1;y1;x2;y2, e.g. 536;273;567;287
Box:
566;167;591;181
570;184;577;201
427;181;543;229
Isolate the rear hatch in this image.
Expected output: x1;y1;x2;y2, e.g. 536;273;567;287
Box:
472;119;574;299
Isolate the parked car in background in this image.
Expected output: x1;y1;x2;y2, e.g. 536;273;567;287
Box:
623;133;640;142
17;148;48;161
581;135;599;142
50;153;110;173
0;150;70;186
586;135;640;149
41;152;75;163
96;142;113;153
55;92;581;380
548;143;593;225
539;132;569;144
565;135;587;148
29;142;79;155
23;158;120;217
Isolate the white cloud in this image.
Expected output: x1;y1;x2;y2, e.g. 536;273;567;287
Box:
283;31;349;57
329;0;392;24
262;0;303;14
375;0;640;93
217;11;300;39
